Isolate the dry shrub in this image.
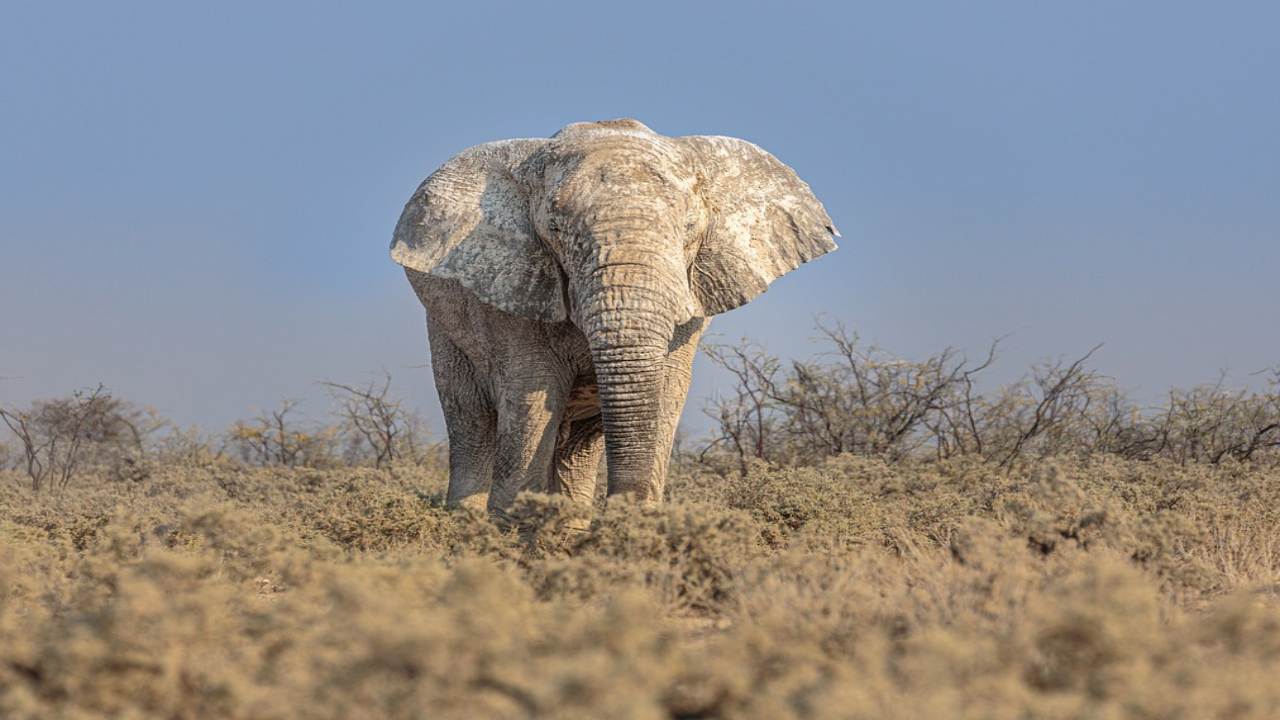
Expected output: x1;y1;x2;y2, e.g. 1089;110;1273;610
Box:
323;372;439;468
0;386;161;491
526;495;763;611
700;325;1280;472
2;456;1280;718
226;399;341;469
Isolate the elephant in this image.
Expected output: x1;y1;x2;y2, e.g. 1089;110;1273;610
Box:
391;118;837;522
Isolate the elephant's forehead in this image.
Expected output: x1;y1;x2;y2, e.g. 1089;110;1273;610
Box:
543;136;694;192
546;155;699;207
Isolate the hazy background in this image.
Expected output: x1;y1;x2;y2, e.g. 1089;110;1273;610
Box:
2;1;1277;437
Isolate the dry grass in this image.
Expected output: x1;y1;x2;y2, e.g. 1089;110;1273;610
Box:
2;456;1279;719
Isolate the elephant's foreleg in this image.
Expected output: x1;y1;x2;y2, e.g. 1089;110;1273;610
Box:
488;376;569;525
639;317;706;500
549;413;604;530
428;322;497;511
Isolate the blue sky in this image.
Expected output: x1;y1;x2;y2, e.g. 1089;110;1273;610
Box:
2;1;1277;436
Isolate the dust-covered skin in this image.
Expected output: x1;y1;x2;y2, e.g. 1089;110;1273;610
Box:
392;119;836;519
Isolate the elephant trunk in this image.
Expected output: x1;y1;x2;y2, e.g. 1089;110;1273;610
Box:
576;234;686;501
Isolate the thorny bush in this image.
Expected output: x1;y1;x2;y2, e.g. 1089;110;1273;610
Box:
699;323;1280;473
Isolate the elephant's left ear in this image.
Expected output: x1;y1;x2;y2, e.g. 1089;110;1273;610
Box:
678;136;838;316
391;138;568;322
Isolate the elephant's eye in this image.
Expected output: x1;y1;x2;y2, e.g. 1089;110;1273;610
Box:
683;217;704;250
684;230;703;261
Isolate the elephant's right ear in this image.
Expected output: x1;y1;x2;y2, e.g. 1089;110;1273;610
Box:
391;139;567;322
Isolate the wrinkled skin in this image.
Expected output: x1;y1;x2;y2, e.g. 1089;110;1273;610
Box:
392;119;837;522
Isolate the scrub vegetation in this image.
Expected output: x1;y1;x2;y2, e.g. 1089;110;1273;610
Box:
2;335;1278;719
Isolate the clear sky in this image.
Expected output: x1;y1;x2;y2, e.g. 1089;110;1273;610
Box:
2;1;1277;437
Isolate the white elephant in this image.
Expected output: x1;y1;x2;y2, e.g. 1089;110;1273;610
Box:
391;119;837;522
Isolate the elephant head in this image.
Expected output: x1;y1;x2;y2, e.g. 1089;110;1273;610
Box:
392;119;837;497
